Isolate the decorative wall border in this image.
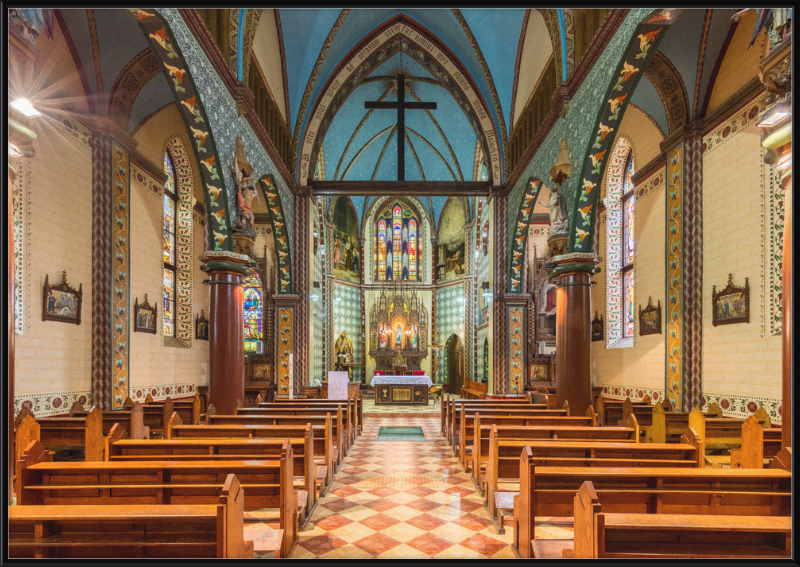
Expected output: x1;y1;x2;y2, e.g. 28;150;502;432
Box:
14;390;92;419
604;137;631;346
601;384;665;404
507;304;525;393
276;306;294;394
701;392;782;425
702;95;765;155
50;117;93;151
258;175;293;294
11;156;25;335
765;157;785;336
508;178;543;292
129;382;198;402
131;163;164;197
682;135;703;411
632;166;664;202
665;143;683;410
110;140;130;410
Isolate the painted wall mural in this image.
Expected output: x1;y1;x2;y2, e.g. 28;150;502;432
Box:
259;175;293;294
508;178;542;292
569;9;686;253
125;9;234;253
438;198;467;284
507;305;525;394
111;141;130;410
277;306;294;394
331;197;361;284
665;143;683;411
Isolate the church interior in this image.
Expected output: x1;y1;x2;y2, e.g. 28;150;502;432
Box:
6;7;793;560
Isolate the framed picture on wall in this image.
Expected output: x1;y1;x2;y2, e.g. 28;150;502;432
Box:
591;311;604;342
529;361;549;382
134;295;157;334
638;297;662;336
712;274;750;326
42;271;82;325
195;310;209;340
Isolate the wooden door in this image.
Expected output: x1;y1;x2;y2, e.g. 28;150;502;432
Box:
447;335;464;395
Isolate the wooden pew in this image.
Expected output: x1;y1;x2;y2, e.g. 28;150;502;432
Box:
70;402;150;440
643;402;764;443
118;397;174;438
271;397;364;435
448;402;555;447
107;425;319;529
168;414;335;490
470;414;640;490
126;393;202;425
460;378;488;399
255;401;358;447
513;450;792;558
567;481;791;559
487;424;703;532
235;405;352;454
457;407;597;469
9;474;259;559
596;396;654;427
206;409;345;472
704;415;783;468
17;439;298;558
18;408;105;461
442;396;536;436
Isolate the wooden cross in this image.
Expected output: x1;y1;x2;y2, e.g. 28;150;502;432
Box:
364;74;436;181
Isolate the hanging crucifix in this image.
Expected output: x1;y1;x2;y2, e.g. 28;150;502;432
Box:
364;74;436;181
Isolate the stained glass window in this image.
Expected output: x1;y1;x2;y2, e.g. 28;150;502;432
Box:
244;272;263;351
163;152;177;336
377;219;387;281
392;206;402;278
408;219;417;281
623;269;634;337
622;154;635;266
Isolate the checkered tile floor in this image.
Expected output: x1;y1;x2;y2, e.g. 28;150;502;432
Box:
288;416;518;558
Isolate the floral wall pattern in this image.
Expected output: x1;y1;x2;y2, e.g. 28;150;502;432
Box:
665;143;683;411
604;137;631;345
435;283;465;383
507;305;525;393
277;306;294;394
111;141;130;410
333;282;362;383
508;178;543;292
259;175;293;294
10;156;26;335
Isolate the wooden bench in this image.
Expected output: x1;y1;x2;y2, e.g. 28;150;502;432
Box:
644;402;769;444
17;439;298;558
596;396;657;427
567;482;791;558
486;425;703;533
254;400;358;447
270;397;363;435
116;397;174;438
124;393;203;425
448;402;557;447
460;378;488;399
207;411;345;470
9;474;261;559
70;402;150;440
702;415;783;468
234;405;352;454
470;414;641;490
107;426;319;529
169;414;335;489
443;396;537;436
18;408;105;462
512;449;792;558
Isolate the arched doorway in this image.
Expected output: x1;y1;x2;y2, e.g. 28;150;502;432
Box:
445;334;465;395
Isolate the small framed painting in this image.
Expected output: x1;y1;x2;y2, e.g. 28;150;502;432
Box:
591;311;604;342
42;271;82;325
134;294;157;334
638;297;662;336
712;274;749;326
195;310;209;340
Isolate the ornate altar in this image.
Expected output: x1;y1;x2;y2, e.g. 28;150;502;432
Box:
369;282;429;372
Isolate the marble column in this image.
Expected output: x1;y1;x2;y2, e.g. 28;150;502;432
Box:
551;253;598;415
200;251;250;414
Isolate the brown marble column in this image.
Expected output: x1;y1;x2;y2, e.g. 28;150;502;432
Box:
781;175;791;449
201;251;250;414
551;254;598;415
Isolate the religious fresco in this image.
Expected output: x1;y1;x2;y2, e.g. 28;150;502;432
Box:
438;198;466;283
277;307;294;394
125;9;233;253
666;144;683;411
111;141;130;410
331;197;360;284
508;178;543;292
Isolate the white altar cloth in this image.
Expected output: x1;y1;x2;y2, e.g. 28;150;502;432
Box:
372;375;433;387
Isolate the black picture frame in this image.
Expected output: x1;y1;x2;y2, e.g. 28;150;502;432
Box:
638;297;662;336
712;274;750;326
134;294;157;334
196;310;209;340
42;271;82;325
591;311;604;342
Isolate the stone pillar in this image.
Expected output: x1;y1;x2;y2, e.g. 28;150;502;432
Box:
550;253;598;415
200;251;249;413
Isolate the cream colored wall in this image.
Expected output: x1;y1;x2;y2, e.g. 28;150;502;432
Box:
706;9;767;114
129;177;209;393
512;10;552;130
701;118;781;407
13;124;94;416
252;9;287;123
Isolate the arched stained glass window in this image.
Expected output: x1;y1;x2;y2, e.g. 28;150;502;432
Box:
621;153;635;337
375;202;420;281
244;272;263;351
163;152;177;337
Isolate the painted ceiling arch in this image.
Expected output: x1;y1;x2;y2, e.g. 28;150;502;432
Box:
298;15;505;186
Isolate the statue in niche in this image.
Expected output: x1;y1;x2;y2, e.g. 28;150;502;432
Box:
379;325;388;349
542;184;569;235
411;325;418;349
231;137;257;236
395;322;403;348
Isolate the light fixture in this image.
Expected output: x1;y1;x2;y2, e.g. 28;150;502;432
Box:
310;294;320;301
334;297;342;302
757;101;791;128
8;142;23;157
457;296;466;303
10;98;41;118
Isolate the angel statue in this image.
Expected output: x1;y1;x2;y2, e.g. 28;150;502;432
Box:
541;183;569;235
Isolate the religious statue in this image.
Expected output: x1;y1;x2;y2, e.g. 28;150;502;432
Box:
231;137;257;236
541;184;569;235
379;325;388;349
411;325;418;349
395;322;403;348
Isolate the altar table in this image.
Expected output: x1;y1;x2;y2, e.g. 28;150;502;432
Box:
372;375;432;405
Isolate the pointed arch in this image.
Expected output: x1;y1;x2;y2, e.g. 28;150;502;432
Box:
298;14;502;186
257;174;293;294
507;178;544;293
125;9;234;252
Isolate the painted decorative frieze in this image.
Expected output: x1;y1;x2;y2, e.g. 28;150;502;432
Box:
277;307;294;394
508;178;542;292
111;140;130;409
665;143;683;410
507;305;525;393
260;175;293;294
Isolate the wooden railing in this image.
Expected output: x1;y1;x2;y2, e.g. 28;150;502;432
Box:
508;57;557;174
248;54;292;170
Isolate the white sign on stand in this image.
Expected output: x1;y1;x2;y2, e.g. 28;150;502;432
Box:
327;371;349;400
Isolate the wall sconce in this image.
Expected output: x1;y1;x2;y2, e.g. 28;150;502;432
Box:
757;101;791;128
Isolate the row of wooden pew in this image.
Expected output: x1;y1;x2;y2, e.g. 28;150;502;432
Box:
443;394;791;559
11;395;364;559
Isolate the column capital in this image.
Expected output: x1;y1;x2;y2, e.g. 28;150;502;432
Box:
199;250;252;276
548;253;599;279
